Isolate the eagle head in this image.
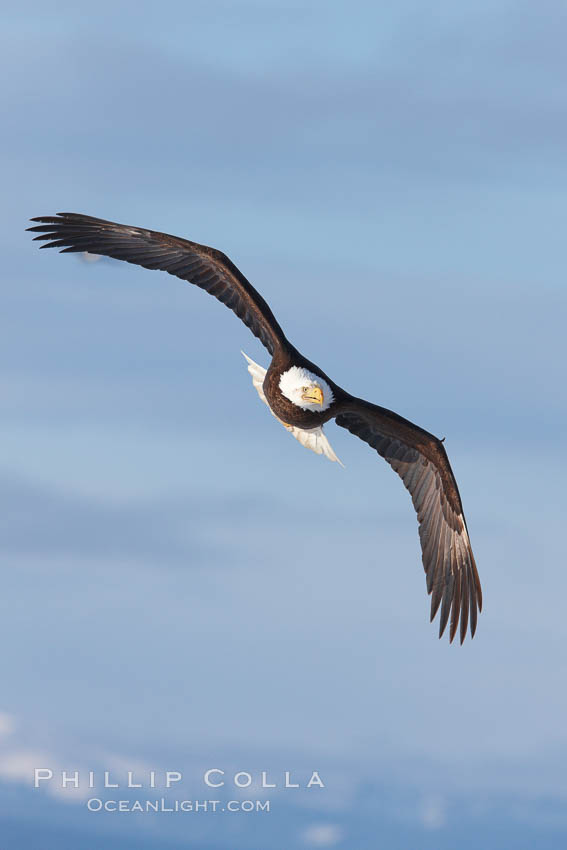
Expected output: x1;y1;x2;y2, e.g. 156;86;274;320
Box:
279;366;334;412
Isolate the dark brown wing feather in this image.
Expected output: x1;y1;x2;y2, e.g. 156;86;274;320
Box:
335;398;482;643
27;213;287;355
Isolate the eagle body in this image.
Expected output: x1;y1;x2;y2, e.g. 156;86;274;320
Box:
262;347;342;430
28;212;482;644
242;352;344;465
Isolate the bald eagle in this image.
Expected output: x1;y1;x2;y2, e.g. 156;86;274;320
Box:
28;213;482;644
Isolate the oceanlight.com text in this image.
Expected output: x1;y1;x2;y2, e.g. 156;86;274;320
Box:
86;798;270;813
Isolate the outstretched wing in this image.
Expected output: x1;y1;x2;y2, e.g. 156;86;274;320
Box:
27;213;287;355
335;399;481;643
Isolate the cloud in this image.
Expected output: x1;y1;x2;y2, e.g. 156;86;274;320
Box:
0;749;49;784
6;2;567;196
0;745;88;804
419;794;447;830
0;713;15;738
302;823;343;846
0;473;214;567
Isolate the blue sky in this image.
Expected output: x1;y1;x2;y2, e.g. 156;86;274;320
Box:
2;1;567;847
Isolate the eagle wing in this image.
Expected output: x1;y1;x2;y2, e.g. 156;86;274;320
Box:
27;213;287;355
335;399;481;643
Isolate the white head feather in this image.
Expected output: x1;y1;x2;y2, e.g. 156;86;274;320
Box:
279;366;334;412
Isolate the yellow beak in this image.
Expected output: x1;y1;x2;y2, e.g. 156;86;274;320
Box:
302;386;324;406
